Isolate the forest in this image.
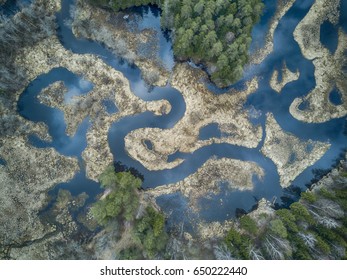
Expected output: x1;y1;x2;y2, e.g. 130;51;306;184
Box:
89;163;347;260
88;0;264;87
91;166;168;259
220;171;347;260
1;0;345;261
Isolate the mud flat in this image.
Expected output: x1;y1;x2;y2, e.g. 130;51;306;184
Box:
270;62;299;93
261;113;331;187
125;63;262;171
290;0;347;123
0;137;78;252
251;0;296;65
16;35;171;180
72;0;169;87
147;157;264;210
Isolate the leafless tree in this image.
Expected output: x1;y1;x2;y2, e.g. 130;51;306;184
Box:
167;237;185;260
264;233;291;260
249;245;264;260
308;209;340;229
298;232;316;249
328;242;346;259
135;202;146;220
161;0;174;30
264;237;284;260
213;243;234;260
310;199;344;219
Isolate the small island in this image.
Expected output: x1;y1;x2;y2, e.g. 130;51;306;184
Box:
0;0;346;262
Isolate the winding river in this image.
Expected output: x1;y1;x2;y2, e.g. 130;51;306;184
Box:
10;0;347;223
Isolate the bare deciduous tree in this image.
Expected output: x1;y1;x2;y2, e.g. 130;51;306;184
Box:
310;199;344;219
264;237;284;260
249;245;264;260
308;209;340;229
213;243;234;260
298;232;316;249
264;233;291;260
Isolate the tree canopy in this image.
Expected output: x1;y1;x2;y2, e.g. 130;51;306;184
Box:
88;0;264;87
91;167;142;225
91;166;168;259
223;184;347;260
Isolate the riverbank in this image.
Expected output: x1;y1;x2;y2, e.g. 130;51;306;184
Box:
0;137;79;254
251;0;296;65
290;0;347;123
16;34;171;180
1;0;346;260
217;153;347;259
125;63;262;171
270;62;300;93
147;157;264;211
72;0;169;86
261;113;330;187
0;0;171;258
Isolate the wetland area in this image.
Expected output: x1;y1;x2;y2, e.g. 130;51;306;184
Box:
0;0;346;259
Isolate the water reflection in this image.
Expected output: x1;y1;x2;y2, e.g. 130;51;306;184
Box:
15;0;347;222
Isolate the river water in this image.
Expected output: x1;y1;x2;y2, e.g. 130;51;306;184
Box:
6;0;347;224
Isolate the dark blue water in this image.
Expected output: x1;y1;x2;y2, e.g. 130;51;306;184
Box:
199;123;221;140
143;139;153;150
48;169;100;204
18;68;91;157
130;5;174;70
102;100;119;114
250;0;277;53
0;158;6;166
340;0;347;33
329;88;343;106
320;20;339;54
15;0;347;223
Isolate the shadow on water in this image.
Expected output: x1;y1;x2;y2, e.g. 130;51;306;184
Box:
127;4;175;71
15;0;347;223
249;0;277;53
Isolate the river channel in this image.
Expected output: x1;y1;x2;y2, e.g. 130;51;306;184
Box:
9;0;347;223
